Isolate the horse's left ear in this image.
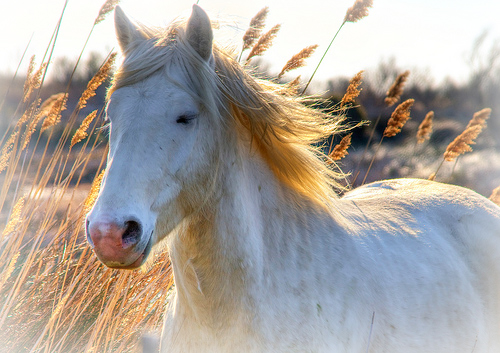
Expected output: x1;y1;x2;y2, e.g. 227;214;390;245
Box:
186;5;213;61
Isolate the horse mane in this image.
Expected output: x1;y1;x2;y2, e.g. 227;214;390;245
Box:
108;17;347;209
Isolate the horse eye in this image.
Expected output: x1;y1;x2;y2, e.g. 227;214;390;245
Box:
176;115;194;125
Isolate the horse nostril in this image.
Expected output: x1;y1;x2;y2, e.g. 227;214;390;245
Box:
122;220;142;248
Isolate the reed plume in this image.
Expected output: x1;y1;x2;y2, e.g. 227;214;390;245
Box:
278;45;318;78
466;108;491;129
71;110;99;147
242;7;269;52
490;186;500;206
83;169;105;216
0;132;18;174
2;196;25;236
22;56;36;101
340;70;364;107
383;99;414;137
77;52;116;110
287;76;302;94
362;99;414;185
344;0;373;23
37;93;66;120
95;0;121;25
21;99;42;151
385;70;410;107
328;133;353;162
416;111;434;144
41;93;67;132
443;124;482;162
246;24;281;63
23;60;46;103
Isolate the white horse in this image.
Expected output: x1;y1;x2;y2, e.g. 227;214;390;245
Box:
86;5;500;353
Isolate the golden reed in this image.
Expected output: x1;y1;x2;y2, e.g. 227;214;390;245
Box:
385;70;410;107
416;111;434;144
71;110;98;147
278;45;318;78
329;133;353;162
246;24;281;62
383;99;414;138
77;52;116;110
242;7;269;52
344;0;373;23
340;70;364;107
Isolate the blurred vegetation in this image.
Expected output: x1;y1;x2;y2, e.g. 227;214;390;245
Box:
1;32;499;198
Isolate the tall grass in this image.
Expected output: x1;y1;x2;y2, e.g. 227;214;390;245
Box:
0;2;173;352
0;1;498;353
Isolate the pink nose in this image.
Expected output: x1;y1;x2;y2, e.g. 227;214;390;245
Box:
86;217;145;269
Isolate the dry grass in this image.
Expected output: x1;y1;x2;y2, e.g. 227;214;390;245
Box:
383;99;415;138
0;3;173;352
328;133;353;162
0;2;497;353
416;111;434;144
344;0;373;23
278;45;319;79
0;57;173;351
77;52;117;110
241;7;269;53
384;70;410;107
340;70;364;107
245;24;281;63
443;124;483;162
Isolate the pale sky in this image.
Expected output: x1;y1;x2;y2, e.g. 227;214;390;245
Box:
1;0;500;88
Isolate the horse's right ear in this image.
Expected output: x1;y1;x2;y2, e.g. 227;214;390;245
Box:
114;6;145;52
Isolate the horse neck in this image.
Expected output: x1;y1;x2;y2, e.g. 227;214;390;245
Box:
168;128;341;326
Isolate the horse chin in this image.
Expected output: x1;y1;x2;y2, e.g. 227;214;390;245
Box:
103;232;154;270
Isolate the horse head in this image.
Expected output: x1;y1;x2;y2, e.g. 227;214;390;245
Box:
86;5;217;269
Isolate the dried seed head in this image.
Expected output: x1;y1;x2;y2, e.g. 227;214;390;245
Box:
328;133;353;162
71;110;98;147
22;55;36;101
21;99;42;151
37;93;66;120
41;93;68;132
417;111;434;144
284;76;302;96
385;70;410;107
83;169;106;215
23;59;47;102
278;45;318;79
246;24;281;63
383;99;414;138
0;129;20;173
489;185;500;206
95;0;120;25
340;70;364;107
344;0;373;23
77;52;116;110
466;108;491;129
443;124;483;162
2;196;25;236
242;7;269;51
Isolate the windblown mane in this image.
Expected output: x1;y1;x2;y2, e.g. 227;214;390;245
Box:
108;17;346;209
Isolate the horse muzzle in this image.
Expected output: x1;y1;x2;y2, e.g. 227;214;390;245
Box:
86;215;153;269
